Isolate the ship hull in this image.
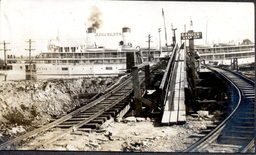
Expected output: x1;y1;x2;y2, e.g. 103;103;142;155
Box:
1;63;127;81
36;63;127;79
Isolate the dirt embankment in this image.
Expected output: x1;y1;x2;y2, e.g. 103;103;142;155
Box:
0;77;118;142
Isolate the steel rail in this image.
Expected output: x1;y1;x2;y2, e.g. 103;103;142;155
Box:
241;139;255;153
30;88;133;150
0;74;133;150
161;46;179;108
159;44;177;90
183;66;243;152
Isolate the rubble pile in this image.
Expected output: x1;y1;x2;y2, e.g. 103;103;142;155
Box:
0;77;117;140
39;115;220;152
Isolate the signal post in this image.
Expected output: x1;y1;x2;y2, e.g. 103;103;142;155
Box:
181;30;202;89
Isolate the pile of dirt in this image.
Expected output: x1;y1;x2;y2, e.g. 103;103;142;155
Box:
0;77;118;141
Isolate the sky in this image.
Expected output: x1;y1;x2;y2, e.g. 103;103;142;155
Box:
0;0;254;58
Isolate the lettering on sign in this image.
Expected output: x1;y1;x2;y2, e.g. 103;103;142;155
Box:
96;33;122;36
181;32;202;40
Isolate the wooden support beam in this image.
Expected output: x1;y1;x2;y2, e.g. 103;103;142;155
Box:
132;66;160;116
132;67;143;116
196;100;217;104
145;64;150;89
126;52;135;72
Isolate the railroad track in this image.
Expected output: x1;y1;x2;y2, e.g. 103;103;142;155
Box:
0;71;147;150
184;66;255;153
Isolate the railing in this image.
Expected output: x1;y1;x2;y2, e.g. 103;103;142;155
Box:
160;44;179;102
198;47;254;54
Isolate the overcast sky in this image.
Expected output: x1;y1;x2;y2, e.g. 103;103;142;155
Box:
0;0;254;57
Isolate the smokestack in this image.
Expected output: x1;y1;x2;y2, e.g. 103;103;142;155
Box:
87;27;96;48
122;27;132;47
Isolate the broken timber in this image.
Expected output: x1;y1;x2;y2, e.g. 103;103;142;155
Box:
131;66;160;116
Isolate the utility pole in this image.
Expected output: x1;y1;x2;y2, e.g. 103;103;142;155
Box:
205;16;208;44
25;39;35;80
158;28;162;53
171;24;177;46
0;41;11;66
146;34;153;62
162;8;168;47
0;41;11;81
184;24;186;55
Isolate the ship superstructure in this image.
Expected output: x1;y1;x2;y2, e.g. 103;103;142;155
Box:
2;27;164;80
195;43;255;65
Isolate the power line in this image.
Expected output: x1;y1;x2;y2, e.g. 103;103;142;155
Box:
146;34;153;62
25;39;35;80
0;41;11;65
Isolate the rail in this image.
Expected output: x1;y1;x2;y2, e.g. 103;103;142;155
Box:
159;44;178;90
161;44;179;109
0;61;156;150
183;66;255;152
0;73;134;150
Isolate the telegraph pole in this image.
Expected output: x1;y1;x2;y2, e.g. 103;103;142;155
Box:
158;28;162;53
146;34;153;62
0;41;11;81
25;39;35;80
162;8;168;47
171;24;177;46
0;41;11;66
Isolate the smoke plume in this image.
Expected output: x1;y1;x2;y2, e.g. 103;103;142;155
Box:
85;6;103;29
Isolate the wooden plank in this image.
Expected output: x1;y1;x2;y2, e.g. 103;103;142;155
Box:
174;90;180;99
178;110;186;123
175;83;180;90
169;111;178;124
173;99;179;111
161;111;171;125
179;89;185;99
178;99;186;111
180;81;185;89
164;100;170;111
180;72;184;79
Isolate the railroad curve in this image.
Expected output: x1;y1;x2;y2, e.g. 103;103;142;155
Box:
184;66;255;153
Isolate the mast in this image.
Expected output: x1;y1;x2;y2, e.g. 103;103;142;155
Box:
205;16;208;44
162;8;168;47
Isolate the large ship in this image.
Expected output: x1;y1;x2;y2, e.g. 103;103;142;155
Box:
0;27;168;81
195;42;255;65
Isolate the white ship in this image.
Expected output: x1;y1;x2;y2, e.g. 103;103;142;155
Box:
195;43;255;65
1;27;167;81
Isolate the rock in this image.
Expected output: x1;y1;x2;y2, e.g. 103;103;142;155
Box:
90;142;100;148
197;110;209;117
191;114;199;117
133;132;140;136
142;141;148;146
124;116;136;122
146;136;154;140
9;126;26;134
104;131;112;137
100;136;109;141
154;136;161;140
205;114;214;118
200;124;207;130
66;144;77;150
115;117;122;122
146;117;151;121
136;117;146;122
72;127;77;132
